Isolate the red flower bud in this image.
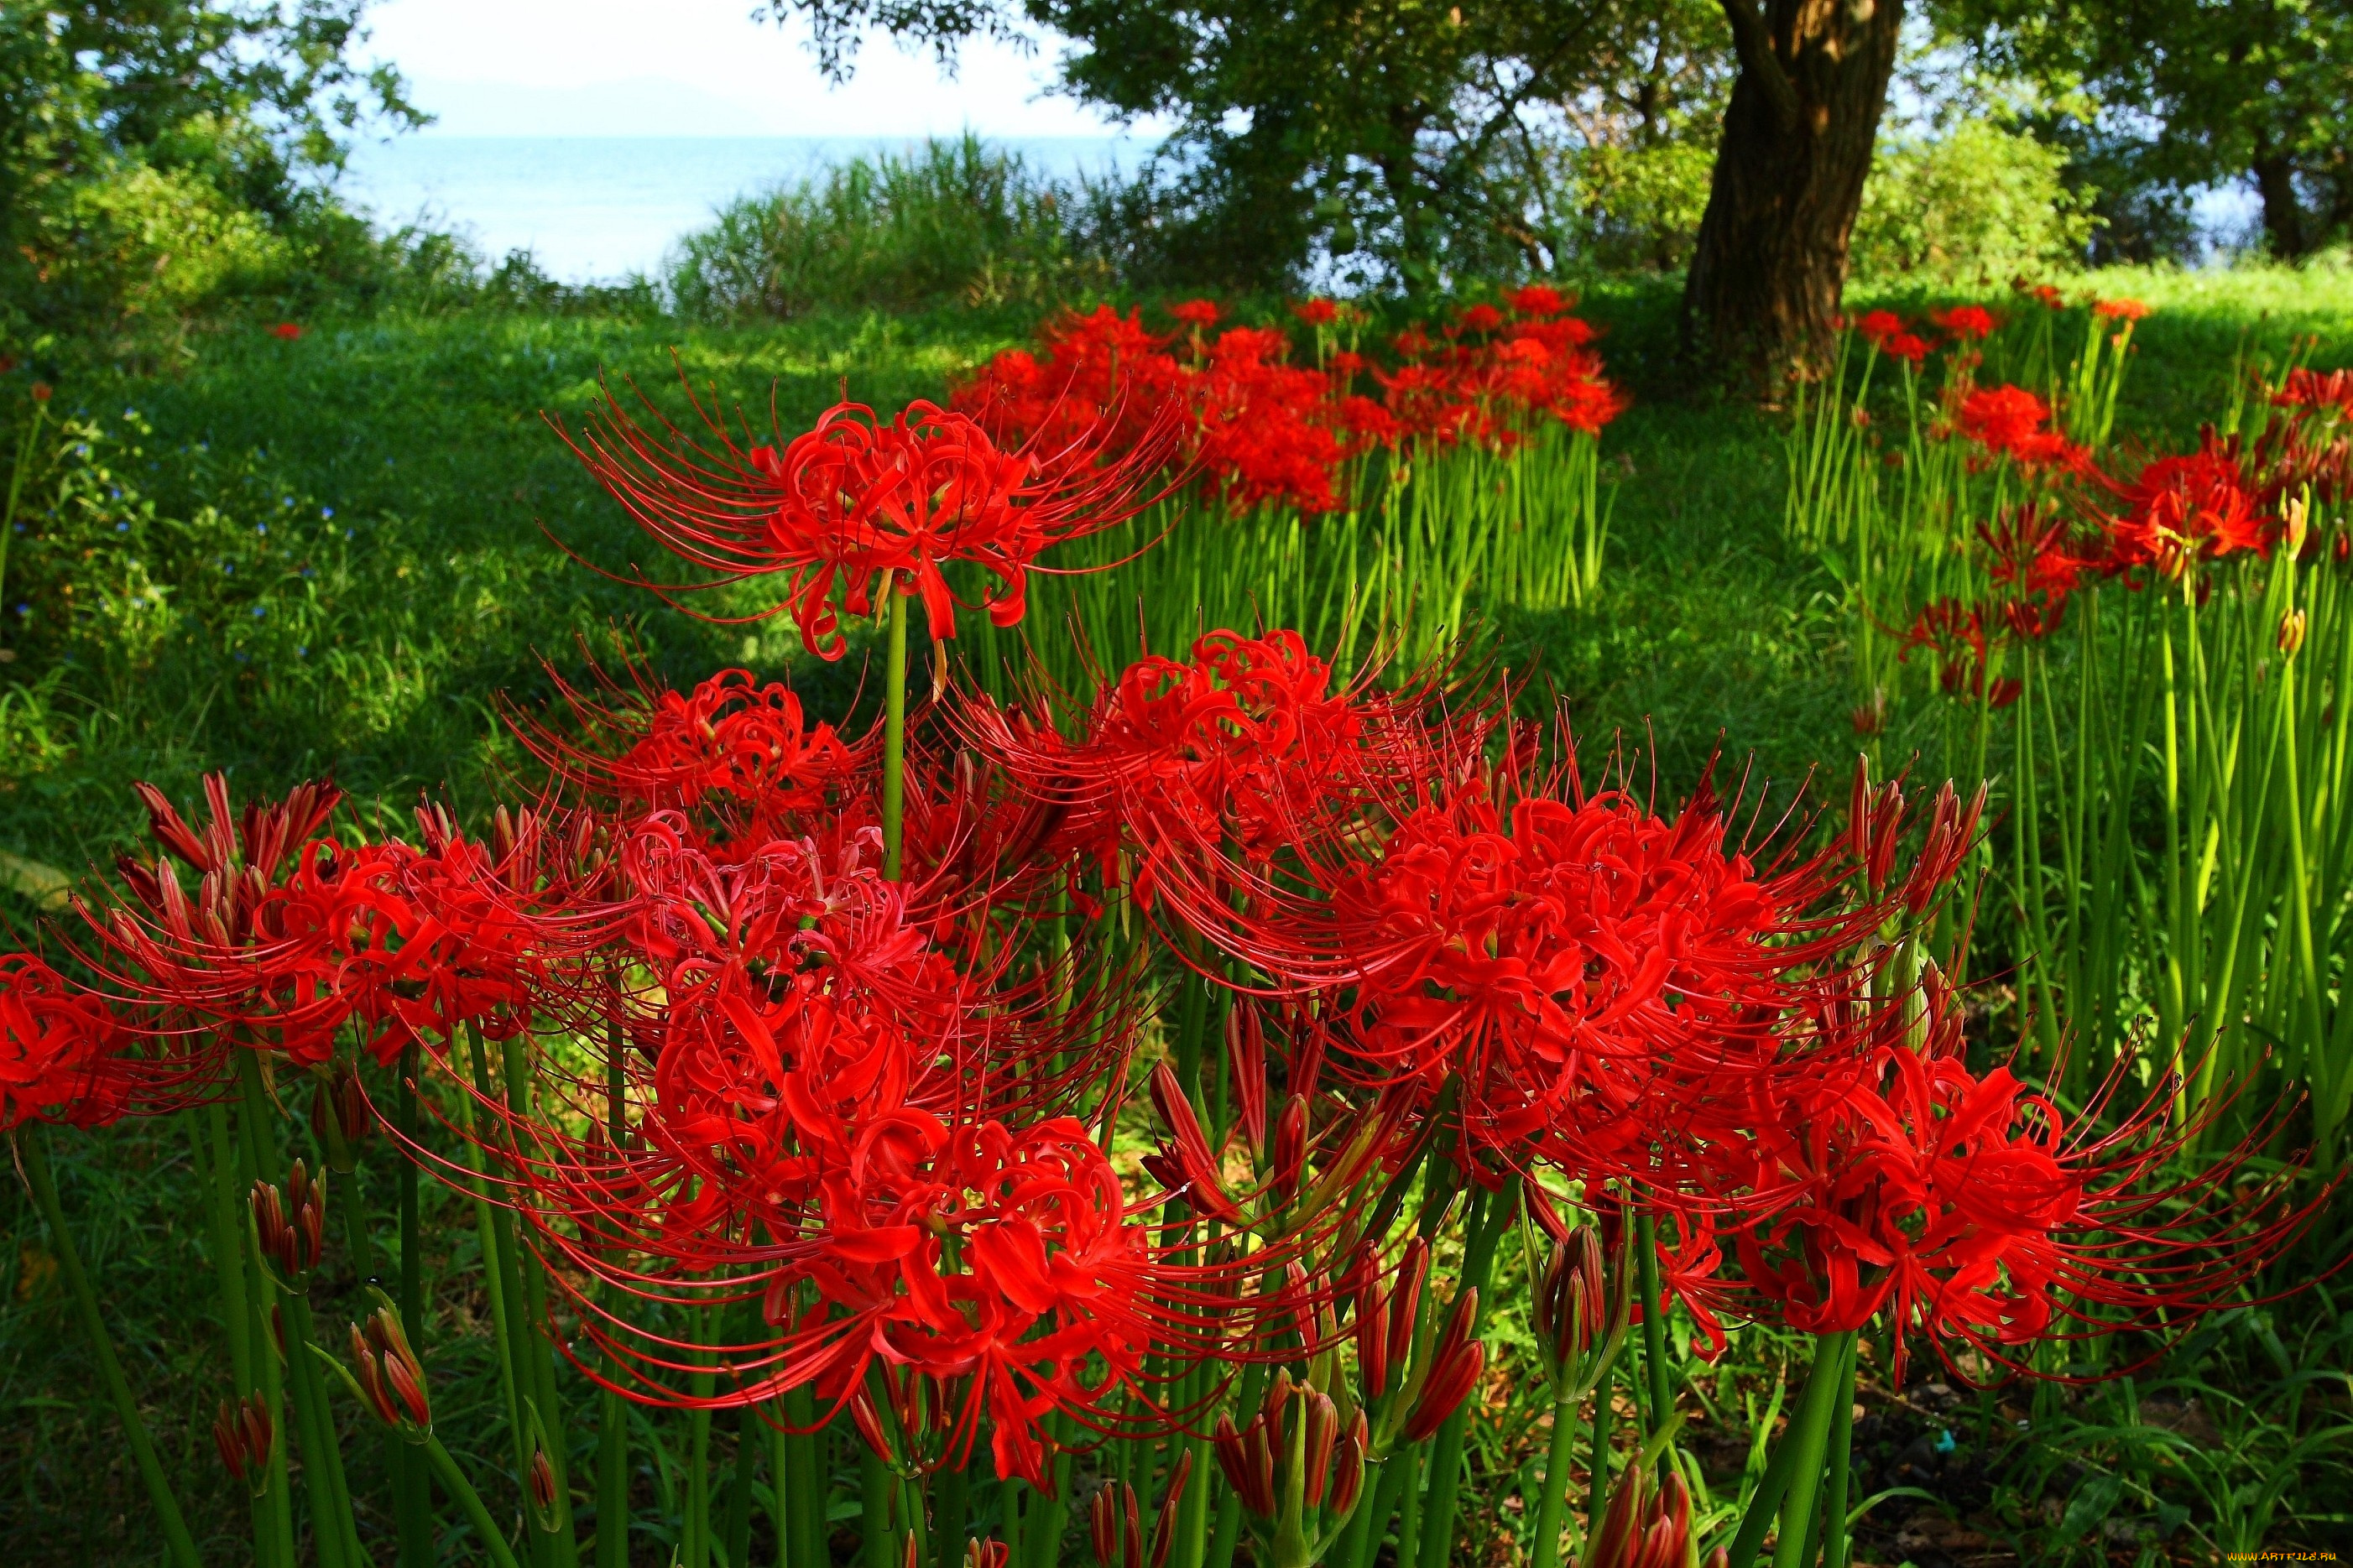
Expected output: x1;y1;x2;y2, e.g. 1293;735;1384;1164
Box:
1329;1410;1366;1515
1211;1412;1276;1519
1149;1062;1240;1222
1302;1389;1338;1507
1386;1237;1427;1387
1271;1094;1307;1203
1356;1274;1390;1395
1224;999;1267;1153
966;1542;1012;1568
310;1064;371;1173
529;1443;559;1518
1091;1480;1141;1568
1403;1287;1481;1442
1149;1451;1191;1568
212;1393;274;1497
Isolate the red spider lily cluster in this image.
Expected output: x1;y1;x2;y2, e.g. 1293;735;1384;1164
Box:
3;359;2316;1540
952;292;1625;518
1893;356;2353;701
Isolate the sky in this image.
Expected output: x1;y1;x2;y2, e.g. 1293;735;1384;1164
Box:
359;0;1156;139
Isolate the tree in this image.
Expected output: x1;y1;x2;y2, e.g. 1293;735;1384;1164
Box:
771;0;1724;291
1954;0;2353;261
1679;0;1906;380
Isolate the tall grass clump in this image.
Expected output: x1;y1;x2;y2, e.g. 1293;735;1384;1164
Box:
665;135;1127;320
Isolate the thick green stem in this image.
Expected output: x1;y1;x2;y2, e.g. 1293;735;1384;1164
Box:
283;1288;368;1568
1724;1332;1853;1568
20;1128;204;1568
883;586;910;881
1415;1179;1519;1568
500;1037;582;1566
1822;1341;1859;1568
597;1020;633;1568
426;1431;530;1568
860;1440;895;1568
727;1403;759;1568
396;1044;436;1568
1633;1208;1673;1456
1529;1391;1581;1568
1771;1334;1856;1568
934;1456;969;1568
233;1051;303;1568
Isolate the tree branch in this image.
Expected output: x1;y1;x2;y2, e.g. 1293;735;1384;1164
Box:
1718;0;1801;130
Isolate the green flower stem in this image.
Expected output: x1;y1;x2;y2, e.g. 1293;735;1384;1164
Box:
883;586;909;881
686;1311;717;1568
725;1402;758;1568
499;1035;582;1566
1633;1208;1673;1461
1335;1440;1414;1568
463;1029;547;1560
1529;1387;1582;1568
785;1385;824;1568
859;1440;895;1568
1584;1351;1615;1541
933;1455;969;1568
20;1128;203;1568
1771;1333;1857;1568
233;1050;304;1567
282;1286;368;1568
1724;1331;1853;1568
425;1431;529;1568
396;1044;436;1568
770;1415;793;1568
1821;1340;1859;1568
1415;1178;1519;1568
0;393;48;623
597;1020;632;1568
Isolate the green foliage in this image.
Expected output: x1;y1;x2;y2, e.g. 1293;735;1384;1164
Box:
666;136;1120;320
1850;119;2100;280
0;0;420;352
1953;0;2353;260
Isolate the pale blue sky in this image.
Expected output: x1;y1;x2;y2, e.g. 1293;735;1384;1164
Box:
362;0;1161;138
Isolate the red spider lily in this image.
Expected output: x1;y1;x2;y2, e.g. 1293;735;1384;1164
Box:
1508;284;1569;316
2092;298;2151;322
1706;1028;2316;1379
1193;328;1354;514
0;954;132;1130
1897;599;2023;706
2098;439;2277;576
2272;367;2353;418
556;385;1177;661
1453;304;1505;336
1976;502;2095;642
505;659;863;851
269;323;303;341
212;1393;275;1498
1169;300;1222;329
961;628;1427;904
1955;385;2087;472
1135;716;1974;1176
1290;299;1339;327
2014;279;2065;310
1931;305;1996;341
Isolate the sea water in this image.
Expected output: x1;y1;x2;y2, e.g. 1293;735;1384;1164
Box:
337;135;1153;284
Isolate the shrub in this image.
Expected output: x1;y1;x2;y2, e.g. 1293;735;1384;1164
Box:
1850;119;2099;279
665;135;1123;320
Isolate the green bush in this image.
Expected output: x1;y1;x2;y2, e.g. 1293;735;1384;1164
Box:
665;135;1124;320
1850;118;2099;279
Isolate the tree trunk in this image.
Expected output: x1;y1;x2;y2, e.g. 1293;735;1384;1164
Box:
1681;0;1906;385
2251;148;2309;259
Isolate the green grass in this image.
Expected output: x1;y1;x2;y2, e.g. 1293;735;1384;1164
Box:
4;263;2353;1565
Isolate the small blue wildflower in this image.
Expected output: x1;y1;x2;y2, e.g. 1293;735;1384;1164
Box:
251;606;266;618
256;524;267;535
116;522;129;532
295;645;308;657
